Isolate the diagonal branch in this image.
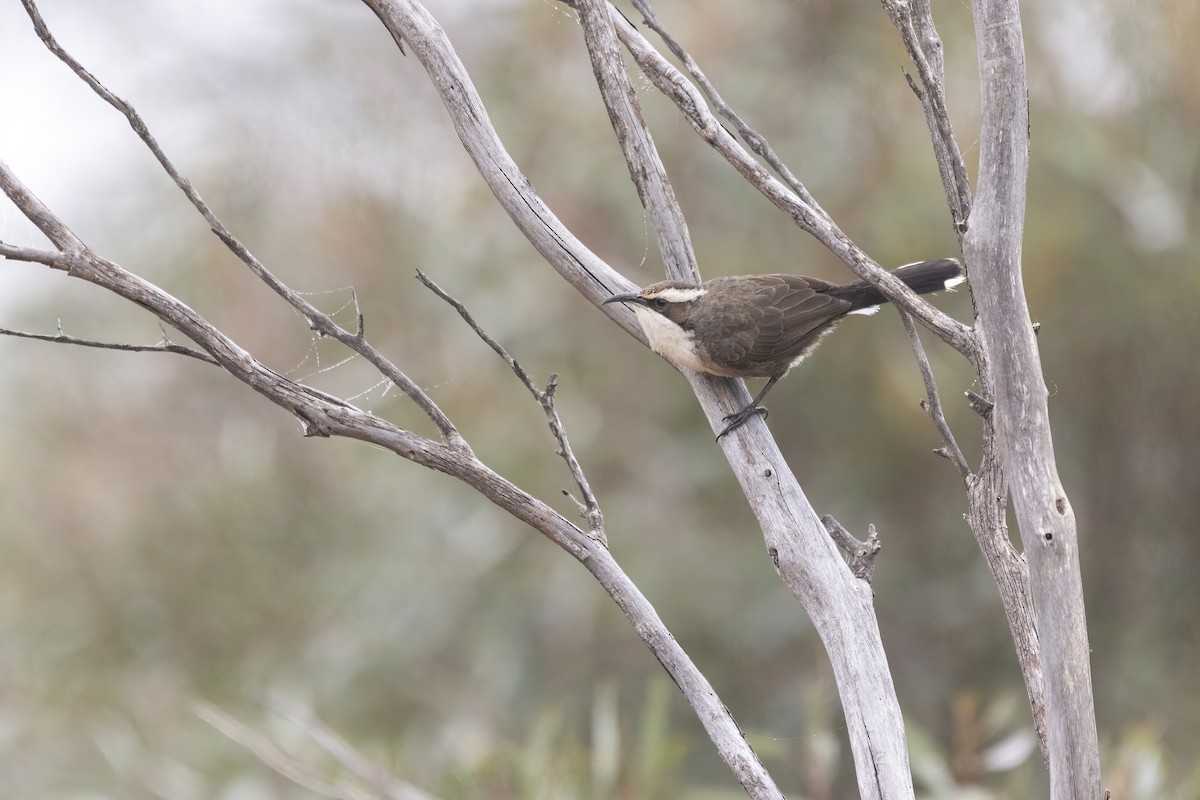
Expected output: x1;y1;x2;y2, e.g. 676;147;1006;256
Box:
417;270;606;542
358;0;645;332
629;0;828;223
898;311;970;478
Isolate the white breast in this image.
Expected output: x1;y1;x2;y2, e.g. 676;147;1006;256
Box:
631;306;711;374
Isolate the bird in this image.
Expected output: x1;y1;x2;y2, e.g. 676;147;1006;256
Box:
603;258;965;439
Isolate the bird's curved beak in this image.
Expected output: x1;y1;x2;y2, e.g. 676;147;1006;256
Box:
603;291;644;306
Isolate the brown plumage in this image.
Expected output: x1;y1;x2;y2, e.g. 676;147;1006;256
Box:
604;259;964;438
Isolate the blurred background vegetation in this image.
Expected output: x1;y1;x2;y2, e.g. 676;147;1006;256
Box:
1;0;1197;797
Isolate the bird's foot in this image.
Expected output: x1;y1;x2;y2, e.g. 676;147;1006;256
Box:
716;403;768;440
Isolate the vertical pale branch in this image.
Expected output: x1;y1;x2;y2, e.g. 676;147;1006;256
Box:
964;0;1101;796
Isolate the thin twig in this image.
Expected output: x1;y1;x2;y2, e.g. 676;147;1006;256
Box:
18;0;463;446
881;0;973;237
0;325;219;364
898;310;971;478
416;270;606;543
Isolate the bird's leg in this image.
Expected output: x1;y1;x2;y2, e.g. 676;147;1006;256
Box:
716;377;779;440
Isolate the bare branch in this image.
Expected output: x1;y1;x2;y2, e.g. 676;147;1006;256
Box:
0;163;85;255
966;435;1049;763
4;147;765;800
5;11;773;787
898;311;970;478
416;270;606;542
878;2;1051;758
571;0;700;283
415;270;540;396
541;374;606;541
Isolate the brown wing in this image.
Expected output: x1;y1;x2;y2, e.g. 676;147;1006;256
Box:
690;275;852;377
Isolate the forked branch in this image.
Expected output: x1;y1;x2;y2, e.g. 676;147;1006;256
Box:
417;270;606;542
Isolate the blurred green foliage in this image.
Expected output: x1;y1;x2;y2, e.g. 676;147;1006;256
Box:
1;0;1198;797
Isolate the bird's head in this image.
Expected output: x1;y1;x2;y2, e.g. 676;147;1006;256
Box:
602;281;707;319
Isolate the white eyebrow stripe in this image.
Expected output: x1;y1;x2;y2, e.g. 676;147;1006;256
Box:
647;286;707;303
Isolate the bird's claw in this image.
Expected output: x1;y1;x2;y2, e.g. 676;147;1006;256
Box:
716;404;769;440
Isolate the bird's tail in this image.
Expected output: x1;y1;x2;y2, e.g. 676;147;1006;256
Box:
830;258;964;311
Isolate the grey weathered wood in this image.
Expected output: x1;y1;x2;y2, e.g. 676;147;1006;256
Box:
963;0;1102;796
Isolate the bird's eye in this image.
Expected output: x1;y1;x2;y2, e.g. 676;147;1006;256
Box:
653;298;668;309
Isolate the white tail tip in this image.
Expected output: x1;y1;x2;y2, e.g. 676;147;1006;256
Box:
848;305;881;316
